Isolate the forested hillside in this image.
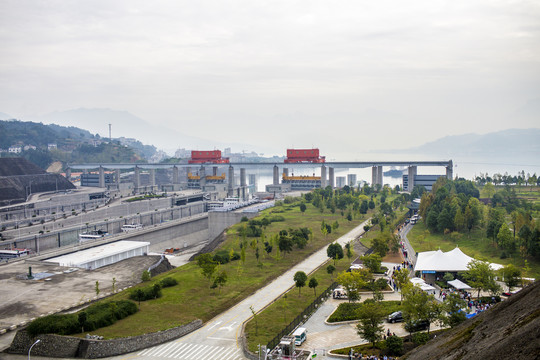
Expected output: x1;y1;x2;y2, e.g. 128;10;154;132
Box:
0;120;154;170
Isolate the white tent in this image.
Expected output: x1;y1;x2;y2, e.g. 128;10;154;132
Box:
447;279;472;290
414;247;503;273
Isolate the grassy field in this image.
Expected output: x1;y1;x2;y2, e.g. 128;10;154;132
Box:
407;222;540;278
479;185;540;206
83;199;369;338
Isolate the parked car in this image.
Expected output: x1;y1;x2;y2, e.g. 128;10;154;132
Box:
405;319;430;333
387;311;403;323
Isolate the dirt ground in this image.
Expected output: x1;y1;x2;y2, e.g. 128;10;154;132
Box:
0;255;161;330
382;251;403;263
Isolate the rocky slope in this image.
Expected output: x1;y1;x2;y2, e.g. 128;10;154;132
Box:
403;280;540;360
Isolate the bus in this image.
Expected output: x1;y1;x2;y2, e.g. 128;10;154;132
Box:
79;230;108;243
0;248;31;260
121;224;143;232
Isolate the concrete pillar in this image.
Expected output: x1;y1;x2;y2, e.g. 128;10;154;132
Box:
150;169;156;188
321;165;327;188
240;168;246;186
372;166;377;187
228;165;234;196
329;167;335;189
65;168;71;181
172;166;179;184
408;166;417;192
213;166;218;176
134;166;140;189
199;166;206;188
377;165;383;187
273;165;279;185
115;169;120;185
99;166;105;188
446;160;453;180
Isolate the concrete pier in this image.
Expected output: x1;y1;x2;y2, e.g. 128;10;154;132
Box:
99;166;105;188
408;166;417;191
228;166;234;196
134;166;140;189
273;165;279;185
329;167;335;189
321;165;327;188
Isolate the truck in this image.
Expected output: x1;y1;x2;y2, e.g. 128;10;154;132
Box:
292;327;307;346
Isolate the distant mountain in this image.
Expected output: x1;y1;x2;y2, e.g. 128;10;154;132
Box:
399;128;540;160
0;111;13;120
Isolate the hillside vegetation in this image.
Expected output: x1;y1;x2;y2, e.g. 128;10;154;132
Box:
0;120;154;169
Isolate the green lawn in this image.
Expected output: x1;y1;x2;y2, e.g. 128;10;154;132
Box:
407;222;540;278
83;199;369;338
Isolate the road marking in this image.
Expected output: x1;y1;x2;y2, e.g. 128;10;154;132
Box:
207;336;236;341
218;321;237;331
206;321;222;331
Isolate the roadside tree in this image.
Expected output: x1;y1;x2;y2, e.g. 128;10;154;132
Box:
294;271;308;296
327;243;344;265
463;259;501;298
356;301;385;348
308;277;319;296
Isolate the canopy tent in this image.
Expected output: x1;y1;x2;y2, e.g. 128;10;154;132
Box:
414;247;503;273
410;277;425;285
447;279;472;290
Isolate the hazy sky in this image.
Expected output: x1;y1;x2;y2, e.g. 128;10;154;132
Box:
1;0;539;156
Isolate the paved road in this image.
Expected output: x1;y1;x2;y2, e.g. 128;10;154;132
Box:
399;223;417;266
109;219;371;360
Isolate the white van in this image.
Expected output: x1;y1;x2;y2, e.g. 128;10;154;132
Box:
292;327;307;346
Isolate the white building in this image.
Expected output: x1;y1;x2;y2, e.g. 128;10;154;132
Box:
46;240;150;270
8;146;22;154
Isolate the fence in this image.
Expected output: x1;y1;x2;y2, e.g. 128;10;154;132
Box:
266;282;338;351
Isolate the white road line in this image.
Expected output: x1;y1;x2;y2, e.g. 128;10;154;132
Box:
207;346;235;360
175;343;195;357
207;336;236;341
220;347;240;360
184;344;209;359
168;343;190;358
181;344;203;358
203;346;227;360
154;342;177;357
206;321;222;331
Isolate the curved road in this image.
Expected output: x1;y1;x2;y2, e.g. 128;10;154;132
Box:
110;219;371;360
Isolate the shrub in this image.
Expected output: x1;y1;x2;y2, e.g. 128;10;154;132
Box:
160;277;178;288
412;332;429;345
213;250;231;264
27;314;79;336
386;335;404;355
26;300;137;336
328;303;362;322
129;283;162;302
241;216;249;222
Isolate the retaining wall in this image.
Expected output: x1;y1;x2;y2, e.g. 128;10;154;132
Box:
8;320;202;358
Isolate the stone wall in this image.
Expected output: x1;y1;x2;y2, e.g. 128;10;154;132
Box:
7;320;202;359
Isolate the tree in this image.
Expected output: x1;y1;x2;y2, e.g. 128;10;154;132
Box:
250;305;258;335
393;268;410;304
293;271;308;296
402;285;444;335
112;277;117;293
326;264;336;280
337;269;370;303
499;264;521;292
372;236;389;258
442;292;467;328
95;281;100;296
133;288;144;308
212;271;228;293
327;243;344;265
309;277;319;296
278;236;294;254
361;254;382;273
197;253;218;282
345;241;354;261
497;223;514;253
356;301;385;348
299;203;306;214
141;270;151;282
463;259;501;298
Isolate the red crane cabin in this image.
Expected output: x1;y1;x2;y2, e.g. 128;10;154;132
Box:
188;150;230;164
284;149;326;163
